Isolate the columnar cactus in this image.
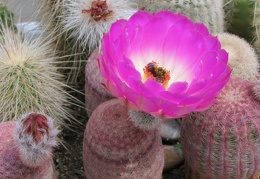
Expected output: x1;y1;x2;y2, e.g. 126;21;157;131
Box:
0;23;79;124
181;77;260;179
0;112;59;179
85;48;114;116
217;32;259;81
83;99;164;178
137;0;224;34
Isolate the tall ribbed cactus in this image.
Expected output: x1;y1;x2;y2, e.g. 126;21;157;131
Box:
83;99;164;178
252;0;260;54
137;0;224;34
181;77;260;179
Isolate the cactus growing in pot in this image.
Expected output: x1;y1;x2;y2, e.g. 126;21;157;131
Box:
0;112;59;179
181;77;260;179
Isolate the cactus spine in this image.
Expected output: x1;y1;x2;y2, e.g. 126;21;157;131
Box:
0;23;79;124
181;77;260;179
83;99;164;178
217;32;259;81
137;0;224;34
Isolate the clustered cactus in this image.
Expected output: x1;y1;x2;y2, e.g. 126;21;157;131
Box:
1;0;260;178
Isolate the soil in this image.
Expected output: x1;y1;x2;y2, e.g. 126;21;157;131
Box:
53;104;186;179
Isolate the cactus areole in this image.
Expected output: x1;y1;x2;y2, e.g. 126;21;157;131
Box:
82;0;113;21
22;113;49;144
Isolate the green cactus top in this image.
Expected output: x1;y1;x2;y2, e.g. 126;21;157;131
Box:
0;4;16;42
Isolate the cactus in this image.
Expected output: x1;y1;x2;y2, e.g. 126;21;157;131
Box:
181;77;260;179
137;0;224;34
252;0;260;54
217;32;259;81
0;2;16;42
0;23;80;124
83;99;164;178
0;112;59;179
85;48;114;116
39;0;137;86
252;78;260;101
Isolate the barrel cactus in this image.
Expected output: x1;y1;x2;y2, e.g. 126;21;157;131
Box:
137;0;224;34
83;99;164;178
181;77;260;179
0;112;59;179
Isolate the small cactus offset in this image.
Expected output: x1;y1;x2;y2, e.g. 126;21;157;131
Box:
181;77;260;179
0;112;59;179
137;0;224;34
0;23;79;124
83;99;164;179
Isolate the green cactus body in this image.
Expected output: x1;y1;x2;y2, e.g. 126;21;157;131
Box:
0;23;81;125
252;0;260;54
138;0;224;34
181;77;260;179
226;0;255;43
0;3;16;42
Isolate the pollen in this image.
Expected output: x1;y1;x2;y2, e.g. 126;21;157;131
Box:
142;61;170;89
82;0;113;21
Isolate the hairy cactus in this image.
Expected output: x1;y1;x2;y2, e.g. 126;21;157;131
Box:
39;0;137;86
181;77;260;179
0;112;59;179
217;32;259;81
0;23;80;124
137;0;224;34
83;99;164;178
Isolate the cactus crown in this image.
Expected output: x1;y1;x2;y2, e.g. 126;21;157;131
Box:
15;112;59;167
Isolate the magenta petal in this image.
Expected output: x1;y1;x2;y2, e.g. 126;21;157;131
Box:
99;10;231;119
117;57;141;82
143;78;165;94
168;82;188;94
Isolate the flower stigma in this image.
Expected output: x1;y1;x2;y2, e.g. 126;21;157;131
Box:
142;61;171;89
82;0;113;21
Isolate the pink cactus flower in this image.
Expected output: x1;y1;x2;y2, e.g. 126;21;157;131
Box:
98;10;232;119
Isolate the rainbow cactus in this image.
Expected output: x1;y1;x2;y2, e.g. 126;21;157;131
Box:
83;99;164;179
181;77;260;179
85;48;114;116
0;112;59;179
137;0;224;34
